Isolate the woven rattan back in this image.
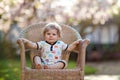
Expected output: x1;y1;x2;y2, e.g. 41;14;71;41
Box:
20;22;81;44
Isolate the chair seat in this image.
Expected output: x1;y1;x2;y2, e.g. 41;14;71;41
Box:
25;68;81;80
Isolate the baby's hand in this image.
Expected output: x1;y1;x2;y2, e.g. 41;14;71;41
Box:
73;39;82;45
17;38;26;44
67;39;82;51
17;38;32;44
17;38;37;49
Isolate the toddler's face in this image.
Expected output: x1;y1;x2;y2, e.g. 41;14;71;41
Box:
44;29;59;44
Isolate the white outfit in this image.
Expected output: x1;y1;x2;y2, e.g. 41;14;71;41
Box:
36;40;68;66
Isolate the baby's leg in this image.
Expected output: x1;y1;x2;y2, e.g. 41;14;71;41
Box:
45;62;64;69
44;61;67;69
34;56;42;69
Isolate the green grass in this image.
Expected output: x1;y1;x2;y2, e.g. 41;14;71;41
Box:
85;65;97;75
68;60;97;75
0;59;97;80
0;59;20;80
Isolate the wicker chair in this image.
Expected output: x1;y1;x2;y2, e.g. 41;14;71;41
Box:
17;22;90;80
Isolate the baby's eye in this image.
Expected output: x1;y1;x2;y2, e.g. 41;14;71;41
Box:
53;34;56;36
47;33;51;35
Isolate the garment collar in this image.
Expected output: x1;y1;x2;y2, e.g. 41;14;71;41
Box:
45;41;58;45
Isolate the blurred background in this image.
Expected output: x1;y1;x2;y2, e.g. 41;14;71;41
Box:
0;0;120;80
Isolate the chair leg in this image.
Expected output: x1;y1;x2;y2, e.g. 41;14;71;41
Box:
21;72;25;80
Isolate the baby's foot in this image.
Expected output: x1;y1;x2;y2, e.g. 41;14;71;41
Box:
44;65;49;69
35;64;42;69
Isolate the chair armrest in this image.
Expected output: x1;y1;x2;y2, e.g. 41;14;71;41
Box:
17;39;26;70
76;39;90;69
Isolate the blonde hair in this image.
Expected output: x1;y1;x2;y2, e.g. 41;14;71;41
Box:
43;22;62;37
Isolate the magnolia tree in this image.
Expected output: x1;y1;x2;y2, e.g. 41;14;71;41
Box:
38;0;118;36
0;0;119;37
0;0;38;33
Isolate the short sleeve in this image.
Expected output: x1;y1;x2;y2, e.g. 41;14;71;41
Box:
36;41;45;50
60;41;68;51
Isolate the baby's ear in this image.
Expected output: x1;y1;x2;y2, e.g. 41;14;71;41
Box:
58;36;61;40
58;34;61;38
